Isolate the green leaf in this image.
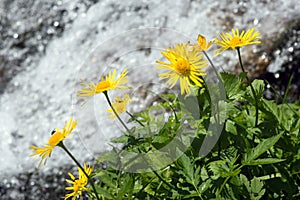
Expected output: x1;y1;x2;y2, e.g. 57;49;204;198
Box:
248;79;265;99
262;99;296;131
220;72;244;100
208;160;240;179
242;133;282;165
177;153;198;186
226;119;237;135
249;177;265;200
241;174;251;192
96;185;115;199
111;134;129;143
246;158;285;166
200;166;209;181
262;99;278;117
116;175;134;200
241;175;266;200
208;160;227;179
198;179;211;194
97;150;118;163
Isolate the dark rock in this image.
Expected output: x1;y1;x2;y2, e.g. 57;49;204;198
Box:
259;18;300;103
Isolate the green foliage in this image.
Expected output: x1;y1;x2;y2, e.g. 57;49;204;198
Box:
242;133;283;165
92;71;300;199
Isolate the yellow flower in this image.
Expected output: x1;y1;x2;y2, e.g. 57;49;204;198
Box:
77;69;130;97
156;43;207;94
214;27;261;56
65;163;94;200
30;118;77;168
193;34;214;51
106;94;132;119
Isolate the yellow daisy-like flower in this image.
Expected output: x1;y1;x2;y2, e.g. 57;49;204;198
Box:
193;34;214;51
30;118;77;168
65;163;94;200
156;43;207;94
106;94;132;119
77;69;130;97
214;27;261;56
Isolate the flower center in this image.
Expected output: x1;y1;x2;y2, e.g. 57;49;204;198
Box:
229;37;246;48
175;59;191;76
48;132;64;147
73;179;82;192
96;80;111;93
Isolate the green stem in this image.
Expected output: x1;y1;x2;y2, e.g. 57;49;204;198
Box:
192;181;204;200
236;48;259;127
202;50;224;76
103;91;131;133
167;101;179;123
282;74;293;103
216;176;230;198
126;111;145;127
59;143;100;200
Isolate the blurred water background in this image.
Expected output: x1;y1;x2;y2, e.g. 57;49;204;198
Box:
0;0;299;199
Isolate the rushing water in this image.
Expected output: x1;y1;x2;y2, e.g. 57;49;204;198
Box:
0;0;299;199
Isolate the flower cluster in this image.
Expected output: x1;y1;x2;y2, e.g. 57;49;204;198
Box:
30;27;261;199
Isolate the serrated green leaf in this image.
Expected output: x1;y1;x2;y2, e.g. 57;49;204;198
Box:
250;177;265;200
183;192;202;198
94;170;117;189
248;79;265;99
246;158;285;166
198;179;211;194
242;133;282;165
178;153;196;185
208;160;240;178
116;175;133;200
96;185;115;199
97;148;120;164
241;174;251;192
220;72;244;100
111;134;129;143
200;166;209;181
226;119;237;135
208;160;227;179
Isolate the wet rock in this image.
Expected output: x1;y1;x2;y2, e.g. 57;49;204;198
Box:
259;18;300;102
